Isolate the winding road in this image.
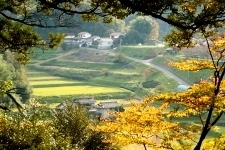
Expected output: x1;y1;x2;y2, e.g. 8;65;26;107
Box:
126;56;190;86
87;48;190;86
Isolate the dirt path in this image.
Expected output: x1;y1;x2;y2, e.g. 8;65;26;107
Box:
35;50;76;66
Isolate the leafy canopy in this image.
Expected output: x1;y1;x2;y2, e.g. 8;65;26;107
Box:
94;1;225;150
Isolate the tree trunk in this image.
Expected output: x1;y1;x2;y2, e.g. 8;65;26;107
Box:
143;144;147;150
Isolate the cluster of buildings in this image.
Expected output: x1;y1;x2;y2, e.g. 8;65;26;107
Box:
63;32;125;50
57;97;123;119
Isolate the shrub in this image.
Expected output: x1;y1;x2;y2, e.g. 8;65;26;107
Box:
142;80;160;88
101;68;109;77
114;53;126;64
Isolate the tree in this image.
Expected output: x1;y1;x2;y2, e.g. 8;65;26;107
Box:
0;100;118;149
142;68;152;81
113;35;125;46
78;17;126;37
123;16;159;44
3;51;32;103
129;16;158;40
53;102;117;150
94;1;225;150
123;29;145;44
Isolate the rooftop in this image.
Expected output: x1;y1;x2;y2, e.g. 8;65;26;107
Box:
110;32;125;36
94;101;121;109
74;98;95;105
78;32;91;35
100;38;113;42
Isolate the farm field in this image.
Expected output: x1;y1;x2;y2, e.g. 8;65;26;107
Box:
27;71;132;99
33;85;130;96
26;47;180;105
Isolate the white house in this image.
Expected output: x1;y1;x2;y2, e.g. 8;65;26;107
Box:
109;32;125;39
77;32;91;38
91;36;101;41
64;33;76;44
98;38;113;49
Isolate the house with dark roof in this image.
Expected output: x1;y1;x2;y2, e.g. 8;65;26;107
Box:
74;97;95;106
92;101;122;119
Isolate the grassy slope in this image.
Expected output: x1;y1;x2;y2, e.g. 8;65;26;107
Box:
116;45;165;59
152;55;213;84
26;47;179;104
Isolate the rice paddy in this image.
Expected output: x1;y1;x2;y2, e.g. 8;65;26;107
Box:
33;86;129;96
28;72;131;97
29;80;80;86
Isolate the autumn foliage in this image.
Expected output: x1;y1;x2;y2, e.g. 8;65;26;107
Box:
95;35;225;149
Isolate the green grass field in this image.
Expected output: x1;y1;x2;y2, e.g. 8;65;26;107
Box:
152;55;213;84
116;45;165;59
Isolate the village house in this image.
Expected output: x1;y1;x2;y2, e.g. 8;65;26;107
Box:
92;101;122;119
73;97;95;107
56;99;123;120
109;32;125;39
98;38;113;49
63;31;119;49
64;33;76;45
77;32;92;38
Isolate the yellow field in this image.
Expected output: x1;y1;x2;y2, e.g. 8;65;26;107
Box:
33;86;128;96
29;80;80;86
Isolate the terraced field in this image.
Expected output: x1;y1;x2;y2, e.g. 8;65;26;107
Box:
26;47;179;104
27;72;131;97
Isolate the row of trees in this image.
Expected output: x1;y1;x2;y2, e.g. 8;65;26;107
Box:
0;51;31;107
36;15;160;45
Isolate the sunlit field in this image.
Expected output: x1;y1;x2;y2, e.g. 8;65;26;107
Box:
33;86;129;96
29;80;80;86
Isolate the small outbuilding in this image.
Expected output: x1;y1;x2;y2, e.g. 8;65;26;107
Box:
109;32;125;39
